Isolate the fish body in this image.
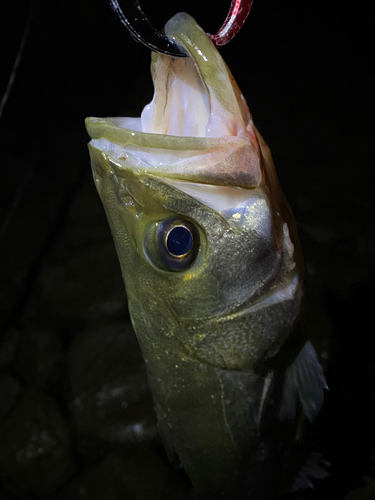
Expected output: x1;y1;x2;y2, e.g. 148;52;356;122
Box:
86;13;326;498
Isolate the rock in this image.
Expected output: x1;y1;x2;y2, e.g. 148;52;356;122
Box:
0;328;20;368
16;325;64;390
57;454;132;500
40;241;127;321
0;375;21;421
38;179;128;322
0;388;76;497
57;449;190;500
344;477;375;500
0;487;13;499
116;447;190;500
67;320;157;458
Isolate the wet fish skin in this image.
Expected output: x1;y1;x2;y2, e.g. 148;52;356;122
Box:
88;150;299;495
85;13;326;497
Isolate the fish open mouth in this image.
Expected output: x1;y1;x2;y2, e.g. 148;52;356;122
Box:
86;13;263;189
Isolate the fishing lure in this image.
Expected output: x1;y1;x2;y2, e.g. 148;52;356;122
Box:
107;0;254;54
86;6;326;498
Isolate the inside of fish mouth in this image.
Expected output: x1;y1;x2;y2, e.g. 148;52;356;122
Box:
104;48;231;140
92;58;211;141
141;54;212;138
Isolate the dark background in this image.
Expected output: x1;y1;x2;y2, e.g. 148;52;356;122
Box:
0;0;374;498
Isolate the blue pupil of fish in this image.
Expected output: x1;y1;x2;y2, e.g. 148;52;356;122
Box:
166;226;193;256
154;219;199;271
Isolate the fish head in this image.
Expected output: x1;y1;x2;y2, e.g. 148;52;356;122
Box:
86;12;302;370
89;146;289;315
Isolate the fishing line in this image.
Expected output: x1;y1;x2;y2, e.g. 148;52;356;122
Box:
0;0;35;122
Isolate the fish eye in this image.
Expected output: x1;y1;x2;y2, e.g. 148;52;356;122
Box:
157;219;199;271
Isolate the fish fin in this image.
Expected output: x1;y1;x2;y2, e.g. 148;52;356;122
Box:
292;452;330;491
279;341;328;423
257;369;275;426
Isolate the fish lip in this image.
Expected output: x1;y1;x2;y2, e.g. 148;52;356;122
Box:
86;124;263;189
85;117;249;152
87;133;262;191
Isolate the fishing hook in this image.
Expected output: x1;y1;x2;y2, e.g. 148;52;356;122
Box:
108;0;254;56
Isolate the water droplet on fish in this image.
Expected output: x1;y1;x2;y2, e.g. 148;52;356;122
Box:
133;424;143;435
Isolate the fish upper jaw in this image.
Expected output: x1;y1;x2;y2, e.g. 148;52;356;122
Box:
140;13;257;142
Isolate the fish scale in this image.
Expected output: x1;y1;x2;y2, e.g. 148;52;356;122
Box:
85;12;326;498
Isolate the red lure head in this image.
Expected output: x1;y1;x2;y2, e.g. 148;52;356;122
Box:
209;0;254;46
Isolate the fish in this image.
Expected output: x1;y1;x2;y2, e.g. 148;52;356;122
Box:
85;12;327;498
